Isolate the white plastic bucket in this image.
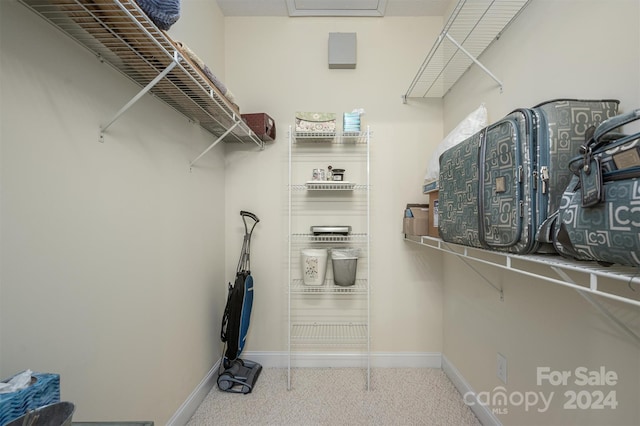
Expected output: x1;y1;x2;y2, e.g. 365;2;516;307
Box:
301;248;329;285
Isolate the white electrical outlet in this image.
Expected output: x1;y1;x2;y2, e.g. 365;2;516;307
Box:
497;353;507;384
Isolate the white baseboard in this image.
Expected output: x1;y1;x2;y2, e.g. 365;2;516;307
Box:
166;360;220;426
441;355;501;426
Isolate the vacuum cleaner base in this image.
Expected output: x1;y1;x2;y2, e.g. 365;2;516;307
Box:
217;358;262;394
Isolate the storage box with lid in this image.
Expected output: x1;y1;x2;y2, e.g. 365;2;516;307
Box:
295;112;336;133
241;113;276;141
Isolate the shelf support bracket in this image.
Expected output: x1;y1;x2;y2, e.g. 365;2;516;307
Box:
189;121;241;170
99;53;180;142
441;241;504;301
444;33;503;93
550;266;640;346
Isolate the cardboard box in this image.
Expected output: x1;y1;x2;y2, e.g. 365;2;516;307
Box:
427;190;439;238
423;179;438;194
403;204;429;236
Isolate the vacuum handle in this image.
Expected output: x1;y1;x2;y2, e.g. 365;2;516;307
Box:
240;210;259;223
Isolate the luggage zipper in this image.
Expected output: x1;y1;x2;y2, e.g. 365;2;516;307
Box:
540;166;549;194
604;167;640;182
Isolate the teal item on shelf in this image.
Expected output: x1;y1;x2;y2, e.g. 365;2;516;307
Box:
343;112;361;132
0;372;61;425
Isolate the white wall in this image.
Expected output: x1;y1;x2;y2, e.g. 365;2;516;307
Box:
222;16;447;356
0;1;228;424
442;0;640;424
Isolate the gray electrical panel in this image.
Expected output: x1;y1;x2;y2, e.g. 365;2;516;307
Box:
328;32;357;69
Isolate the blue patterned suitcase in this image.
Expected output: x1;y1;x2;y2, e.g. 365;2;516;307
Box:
439;99;619;254
438;129;482;247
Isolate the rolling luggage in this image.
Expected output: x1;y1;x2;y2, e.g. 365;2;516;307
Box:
550;109;640;266
438;99;619;254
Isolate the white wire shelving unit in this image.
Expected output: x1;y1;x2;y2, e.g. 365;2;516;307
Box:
288;126;371;390
403;0;531;100
18;0;264;166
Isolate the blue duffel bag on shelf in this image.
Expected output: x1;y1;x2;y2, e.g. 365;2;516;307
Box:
0;371;61;425
549;109;640;267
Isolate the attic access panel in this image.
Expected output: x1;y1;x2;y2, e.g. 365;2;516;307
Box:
404;0;530;99
287;0;387;16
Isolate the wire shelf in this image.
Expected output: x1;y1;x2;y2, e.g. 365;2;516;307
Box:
406;235;640;308
404;0;530;98
19;0;263;148
292;131;370;144
291;183;368;191
290;322;368;345
304;182;356;191
291;233;368;243
291;279;368;294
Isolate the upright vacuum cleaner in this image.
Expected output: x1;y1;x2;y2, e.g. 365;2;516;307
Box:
217;210;262;394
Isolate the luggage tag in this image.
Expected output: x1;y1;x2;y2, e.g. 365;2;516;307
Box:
579;156;603;207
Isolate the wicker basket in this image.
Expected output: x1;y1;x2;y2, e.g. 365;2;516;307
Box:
0;372;60;425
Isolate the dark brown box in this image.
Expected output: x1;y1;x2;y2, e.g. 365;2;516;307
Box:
241;113;276;142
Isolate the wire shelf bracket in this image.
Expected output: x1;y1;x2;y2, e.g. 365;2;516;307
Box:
189;121;241;170
549;266;640;347
100;52;180;143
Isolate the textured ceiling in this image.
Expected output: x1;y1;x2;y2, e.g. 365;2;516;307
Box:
216;0;450;17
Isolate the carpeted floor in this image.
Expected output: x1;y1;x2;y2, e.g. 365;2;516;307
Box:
186;368;481;425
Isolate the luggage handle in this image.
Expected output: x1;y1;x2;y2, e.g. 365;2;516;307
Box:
591;108;640;150
571;109;640;176
568;109;640;207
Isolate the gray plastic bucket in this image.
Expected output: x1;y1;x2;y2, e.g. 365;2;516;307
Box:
6;401;75;426
331;248;359;286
